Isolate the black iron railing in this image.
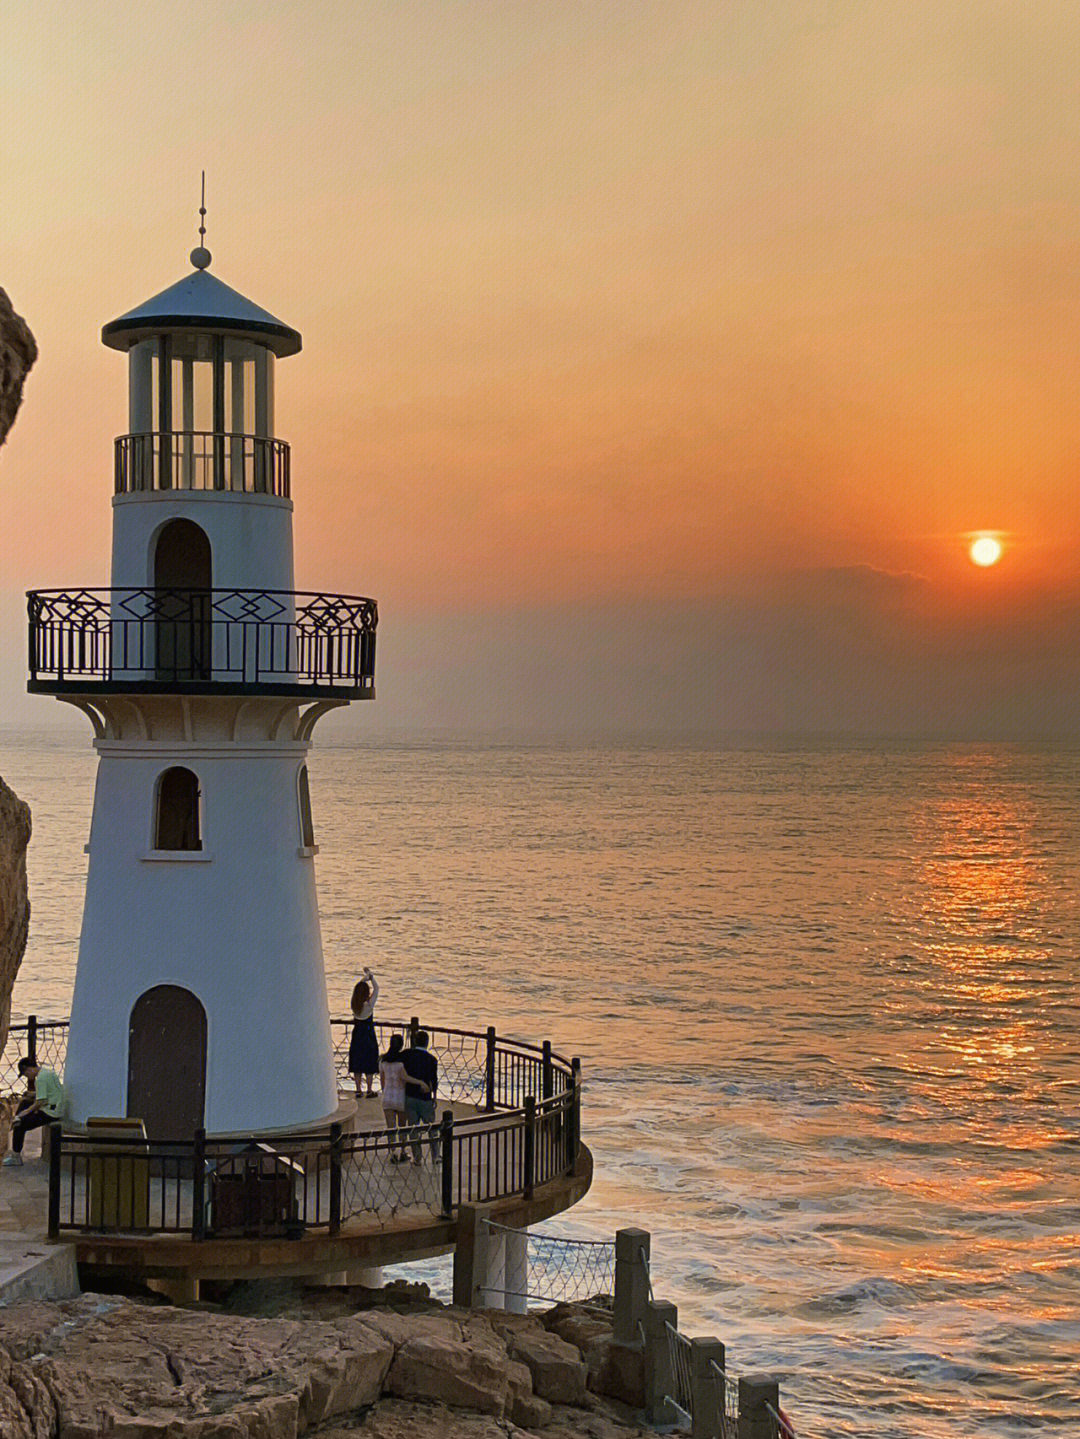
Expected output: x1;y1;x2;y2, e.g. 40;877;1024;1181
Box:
115;431;290;498
27;587;377;696
1;1018;583;1240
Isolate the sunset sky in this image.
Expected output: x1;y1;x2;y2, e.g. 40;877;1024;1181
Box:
3;2;1080;739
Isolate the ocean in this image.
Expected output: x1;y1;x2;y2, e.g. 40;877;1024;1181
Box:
1;727;1078;1438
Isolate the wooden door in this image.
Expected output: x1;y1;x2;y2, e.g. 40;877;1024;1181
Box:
127;985;207;1140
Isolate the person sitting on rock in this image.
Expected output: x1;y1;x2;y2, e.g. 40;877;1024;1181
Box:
3;1057;66;1165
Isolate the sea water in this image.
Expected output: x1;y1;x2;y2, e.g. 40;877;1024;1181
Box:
1;728;1078;1438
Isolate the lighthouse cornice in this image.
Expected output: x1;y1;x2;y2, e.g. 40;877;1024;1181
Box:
53;693;348;746
93;741;314;759
112;487;293;514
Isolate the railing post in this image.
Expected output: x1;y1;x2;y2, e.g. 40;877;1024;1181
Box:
47;1121;61;1240
26;1014;37;1066
738;1375;781;1439
328;1121;343;1234
567;1057;581;1171
613;1227;651;1344
644;1299;677;1424
439;1109;454;1219
191;1128;207;1240
410;1015;420;1047
523;1096;536;1199
691;1338;726;1439
484;1026;496;1112
542;1040;553;1101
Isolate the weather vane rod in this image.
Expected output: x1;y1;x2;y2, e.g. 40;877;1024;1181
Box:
191;172;211;269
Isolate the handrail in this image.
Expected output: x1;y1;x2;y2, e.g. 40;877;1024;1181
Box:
26;587;378;695
4;1016;585;1241
115;430;290;498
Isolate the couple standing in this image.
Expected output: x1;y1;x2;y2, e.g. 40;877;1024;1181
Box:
348;968;439;1164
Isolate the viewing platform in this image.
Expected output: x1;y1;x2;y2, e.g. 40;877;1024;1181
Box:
0;1018;590;1294
27;587;377;699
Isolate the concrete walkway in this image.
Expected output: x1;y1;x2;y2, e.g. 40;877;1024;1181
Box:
0;1130;79;1304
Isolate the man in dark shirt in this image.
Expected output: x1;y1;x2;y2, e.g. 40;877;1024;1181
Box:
400;1030;438;1165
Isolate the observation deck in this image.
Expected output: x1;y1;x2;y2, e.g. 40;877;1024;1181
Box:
0;1017;590;1290
27;587;377;699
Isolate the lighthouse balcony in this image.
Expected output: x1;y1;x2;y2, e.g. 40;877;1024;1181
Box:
115;431;290;498
27;587;377;699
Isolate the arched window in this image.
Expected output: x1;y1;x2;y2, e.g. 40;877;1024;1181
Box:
154;518;212;681
155;767;202;851
297;764;315;849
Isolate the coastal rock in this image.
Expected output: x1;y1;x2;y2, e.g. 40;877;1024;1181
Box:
507;1356;553;1428
0;1295;394;1437
541;1303;645;1407
383;1313;511;1415
318;1395;651;1439
543;1303;613;1369
0;287;36;449
0;775;32;1081
0;1341;57;1439
507;1326;589;1406
0;1293;651;1438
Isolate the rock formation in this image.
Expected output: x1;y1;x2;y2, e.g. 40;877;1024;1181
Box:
0;290;35;1080
0;1291;648;1438
0;288;37;449
0;781;31;1048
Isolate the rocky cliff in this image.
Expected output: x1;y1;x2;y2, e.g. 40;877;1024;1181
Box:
0;288;37;449
0;1290;648;1439
0;290;35;1071
0;780;30;1047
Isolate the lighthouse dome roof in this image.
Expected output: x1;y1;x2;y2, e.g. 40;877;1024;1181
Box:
102;263;302;357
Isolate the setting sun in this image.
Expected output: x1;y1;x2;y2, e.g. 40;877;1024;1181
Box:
970;536;1003;567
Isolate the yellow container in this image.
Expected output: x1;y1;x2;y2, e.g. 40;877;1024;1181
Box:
86;1117;150;1229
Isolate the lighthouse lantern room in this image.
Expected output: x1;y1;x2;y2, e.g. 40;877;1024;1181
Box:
28;235;377;1140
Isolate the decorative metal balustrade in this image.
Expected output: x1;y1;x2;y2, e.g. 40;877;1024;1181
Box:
0;1018;582;1242
115;431;290;498
27;587;377;697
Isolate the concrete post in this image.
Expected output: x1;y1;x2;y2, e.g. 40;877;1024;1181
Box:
484;1227;507;1309
644;1299;677;1425
504;1224;529;1313
738;1374;781;1439
452;1203;493;1308
690;1337;726;1439
613;1227;651;1344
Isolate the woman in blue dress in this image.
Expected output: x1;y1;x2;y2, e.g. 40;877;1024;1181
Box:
348;966;380;1097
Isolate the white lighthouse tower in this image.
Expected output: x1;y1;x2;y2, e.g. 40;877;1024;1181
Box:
29;229;376;1140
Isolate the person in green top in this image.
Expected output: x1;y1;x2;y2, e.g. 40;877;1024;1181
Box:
2;1057;66;1165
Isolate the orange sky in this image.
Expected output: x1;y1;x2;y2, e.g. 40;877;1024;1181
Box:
3;2;1080;739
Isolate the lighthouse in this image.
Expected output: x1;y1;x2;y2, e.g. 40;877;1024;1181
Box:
28;231;376;1140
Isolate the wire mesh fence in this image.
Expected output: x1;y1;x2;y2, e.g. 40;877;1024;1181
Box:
330;1019;489;1105
481;1220;615;1308
339;1123;444;1222
0;1019;69;1093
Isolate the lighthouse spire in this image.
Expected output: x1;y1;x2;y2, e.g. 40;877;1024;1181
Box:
192;172;211;270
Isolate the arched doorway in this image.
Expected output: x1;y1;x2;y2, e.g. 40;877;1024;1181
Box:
154;518;212;681
128;985;207;1140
